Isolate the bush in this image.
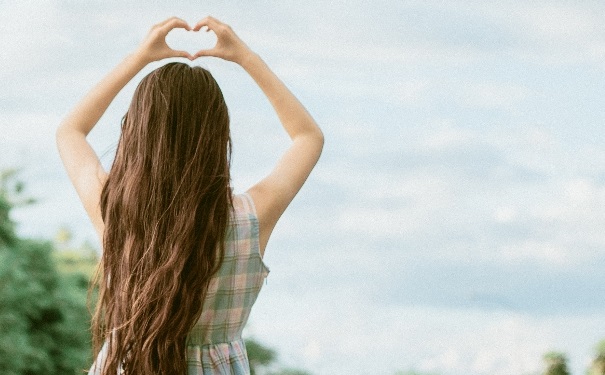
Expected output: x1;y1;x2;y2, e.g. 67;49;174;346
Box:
0;172;91;374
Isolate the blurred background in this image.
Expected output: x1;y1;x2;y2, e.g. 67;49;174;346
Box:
1;0;605;374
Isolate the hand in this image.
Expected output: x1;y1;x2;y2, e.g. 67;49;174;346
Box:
136;17;194;63
191;17;253;64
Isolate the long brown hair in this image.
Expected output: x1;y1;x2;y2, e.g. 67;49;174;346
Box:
93;62;232;374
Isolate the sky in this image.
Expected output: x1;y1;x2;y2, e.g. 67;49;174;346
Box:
1;0;605;374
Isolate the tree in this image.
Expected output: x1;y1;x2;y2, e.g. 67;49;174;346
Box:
0;169;31;246
0;170;308;374
588;340;605;375
269;369;312;375
542;351;570;375
0;171;91;374
246;337;276;374
245;337;312;375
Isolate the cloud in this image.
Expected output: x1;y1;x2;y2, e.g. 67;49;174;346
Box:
515;3;604;41
474;1;605;65
0;1;64;76
3;1;605;374
288;120;605;316
455;82;533;109
250;292;605;375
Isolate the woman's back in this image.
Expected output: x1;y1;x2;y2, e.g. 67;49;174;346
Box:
89;194;269;375
58;16;323;374
187;193;269;374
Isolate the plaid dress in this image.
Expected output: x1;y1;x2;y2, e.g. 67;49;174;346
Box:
88;193;269;375
186;193;270;374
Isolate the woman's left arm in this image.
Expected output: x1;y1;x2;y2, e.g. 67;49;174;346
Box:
56;17;192;242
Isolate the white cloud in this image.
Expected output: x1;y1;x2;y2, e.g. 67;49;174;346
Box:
457;82;533;109
421;348;462;373
422;123;476;150
516;3;603;41
0;1;64;75
3;2;605;374
498;240;569;266
487;1;605;65
250;292;605;375
0;113;63;175
493;205;518;223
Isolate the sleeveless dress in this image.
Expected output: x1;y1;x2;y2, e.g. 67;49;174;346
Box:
88;193;270;375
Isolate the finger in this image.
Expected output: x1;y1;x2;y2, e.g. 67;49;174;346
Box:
193;16;222;32
172;49;194;60
193;25;209;33
192;48;216;59
192;17;209;32
157;17;175;27
158;16;188;28
161;17;191;32
151;17;176;29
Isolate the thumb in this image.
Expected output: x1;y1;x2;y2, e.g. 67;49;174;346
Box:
172;49;194;60
193;48;217;59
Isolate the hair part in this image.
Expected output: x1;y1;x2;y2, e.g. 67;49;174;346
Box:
92;62;232;374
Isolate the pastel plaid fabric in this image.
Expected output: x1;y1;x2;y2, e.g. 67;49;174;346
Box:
87;193;269;375
186;193;270;374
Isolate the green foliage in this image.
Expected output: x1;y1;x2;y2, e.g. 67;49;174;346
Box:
269;369;313;375
543;351;570;375
588;340;605;375
0;169;19;247
0;172;91;374
54;246;98;280
245;337;313;375
5;169;605;375
246;337;277;375
598;340;605;354
1;170;310;374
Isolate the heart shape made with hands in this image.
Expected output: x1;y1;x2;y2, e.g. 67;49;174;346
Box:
165;28;218;55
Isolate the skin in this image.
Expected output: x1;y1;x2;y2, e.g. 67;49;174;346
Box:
56;16;324;256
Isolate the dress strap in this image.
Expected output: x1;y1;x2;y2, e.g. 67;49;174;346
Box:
239;192;258;217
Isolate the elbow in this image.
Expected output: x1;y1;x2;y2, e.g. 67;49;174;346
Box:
55;124;65;146
55;123;70;147
309;127;324;158
315;128;325;150
300;126;324;153
307;121;324;147
56;120;71;137
55;122;83;152
56;121;85;142
291;122;324;152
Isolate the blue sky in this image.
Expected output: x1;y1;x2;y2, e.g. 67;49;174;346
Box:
2;1;605;374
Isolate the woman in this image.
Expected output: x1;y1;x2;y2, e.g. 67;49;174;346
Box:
56;16;323;375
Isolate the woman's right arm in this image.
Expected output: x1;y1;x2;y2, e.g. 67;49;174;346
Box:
193;17;324;254
57;17;192;243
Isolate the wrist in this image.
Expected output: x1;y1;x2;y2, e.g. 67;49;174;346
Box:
238;50;260;70
129;48;153;68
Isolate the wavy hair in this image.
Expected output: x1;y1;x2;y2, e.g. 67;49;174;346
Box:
92;62;232;374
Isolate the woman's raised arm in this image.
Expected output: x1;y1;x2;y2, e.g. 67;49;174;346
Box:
56;17;192;242
193;17;324;254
